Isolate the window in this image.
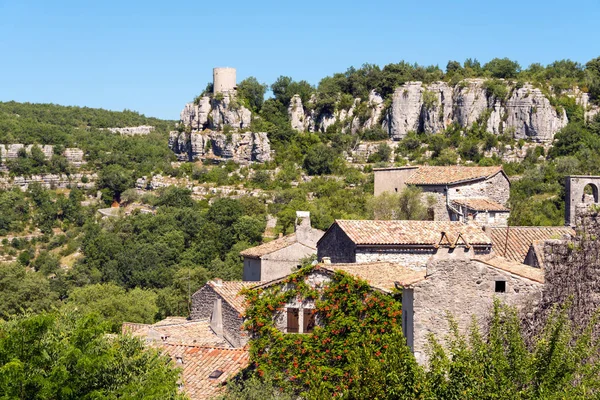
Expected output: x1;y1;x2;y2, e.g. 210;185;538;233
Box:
495;280;506;293
303;309;316;333
287;308;299;333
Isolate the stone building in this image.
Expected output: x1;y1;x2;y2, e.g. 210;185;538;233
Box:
400;246;544;364
240;212;324;281
122;317;249;399
565;175;600;226
373;165;511;225
189;279;255;348
251;261;422;334
316;219;492;269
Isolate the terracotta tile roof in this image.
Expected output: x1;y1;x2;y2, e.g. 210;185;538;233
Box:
473;254;545;283
320;262;426;292
452;197;509;212
128;318;231;347
485;226;575;263
162;344;250;400
332;220;492;246
239;233;301;258
208;280;256;313
404;165;504;185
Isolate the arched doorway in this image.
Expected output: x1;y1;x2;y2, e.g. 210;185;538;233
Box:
582;183;599;204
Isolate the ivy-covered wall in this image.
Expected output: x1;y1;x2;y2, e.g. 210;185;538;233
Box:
242;264;404;396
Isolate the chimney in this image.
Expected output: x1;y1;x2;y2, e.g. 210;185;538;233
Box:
322;257;331;264
295;211;312;245
211;278;223;287
210;298;224;338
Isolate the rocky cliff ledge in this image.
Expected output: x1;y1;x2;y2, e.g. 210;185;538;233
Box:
169;131;271;164
180;93;252;131
287;79;598;143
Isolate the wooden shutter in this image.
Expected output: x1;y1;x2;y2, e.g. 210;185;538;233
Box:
287;308;299;333
303;309;316;333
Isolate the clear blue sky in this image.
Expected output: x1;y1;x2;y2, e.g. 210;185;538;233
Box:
1;0;598;120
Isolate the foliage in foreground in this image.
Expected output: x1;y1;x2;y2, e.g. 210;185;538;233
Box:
237;265;600;400
0;311;185;399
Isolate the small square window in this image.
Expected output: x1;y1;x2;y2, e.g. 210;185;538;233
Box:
495;281;506;293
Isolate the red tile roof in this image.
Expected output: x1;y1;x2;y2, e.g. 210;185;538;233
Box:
163;344;249;400
331;220;492;246
208;281;256;314
404;166;503;185
239;233;301;259
452;197;509;212
473;254;545;283
320;262;426;292
127;318;231;347
485;226;575;263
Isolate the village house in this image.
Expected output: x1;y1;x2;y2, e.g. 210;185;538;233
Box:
374;165;511;225
240;211;324;281
122;316;249;400
316;219;493;268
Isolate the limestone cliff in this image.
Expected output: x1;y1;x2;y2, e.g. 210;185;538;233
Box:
180;93;252;131
289;79;572;142
169;131;271;164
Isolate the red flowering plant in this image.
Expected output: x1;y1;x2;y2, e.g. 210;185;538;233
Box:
241;264;405;396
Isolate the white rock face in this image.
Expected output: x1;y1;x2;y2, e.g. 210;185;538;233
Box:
169;131;271;163
420;82;453;133
389;82;424;139
362;90;385;131
178;93;252;132
107;126;155;135
210;93;252;130
453;79;489;128
0;144;54;161
288;95;306;132
504;84;568;142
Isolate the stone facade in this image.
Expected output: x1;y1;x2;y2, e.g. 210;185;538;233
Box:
241;213;324;281
565;175;600;226
403;249;544;364
373;167;510;223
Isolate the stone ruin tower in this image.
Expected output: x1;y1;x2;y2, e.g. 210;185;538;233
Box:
213;67;237;94
565;175;600;226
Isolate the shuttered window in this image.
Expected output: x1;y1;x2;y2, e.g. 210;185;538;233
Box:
287;308;299;333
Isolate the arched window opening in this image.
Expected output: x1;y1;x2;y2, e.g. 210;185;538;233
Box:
583;184;599;204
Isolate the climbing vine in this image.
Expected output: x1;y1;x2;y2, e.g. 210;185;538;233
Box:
241;264;403;396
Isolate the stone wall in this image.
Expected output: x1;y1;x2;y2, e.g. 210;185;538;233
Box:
355;248;435;271
260;242;317;282
0;173;96;190
407;251;543;364
530;205;600;335
190;284;247;347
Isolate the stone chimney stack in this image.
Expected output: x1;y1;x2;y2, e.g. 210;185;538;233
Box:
295;211;312;245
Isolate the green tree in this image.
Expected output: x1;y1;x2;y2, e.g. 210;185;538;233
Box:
237;77;267;113
0;263;58;318
303;144;338;175
483;57;521;79
0;311;185;399
98;164;133;199
65;283;158;332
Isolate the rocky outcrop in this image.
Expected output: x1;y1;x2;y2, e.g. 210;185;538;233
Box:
0;173;96;190
180;93;252;132
168;131;271;164
289;79;572;142
288;95;307;132
504;84;568;141
0;144;54;161
389;82;424;139
107;126;155;135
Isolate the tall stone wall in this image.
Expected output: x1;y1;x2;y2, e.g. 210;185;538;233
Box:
409;253;543;364
530;205;600;336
